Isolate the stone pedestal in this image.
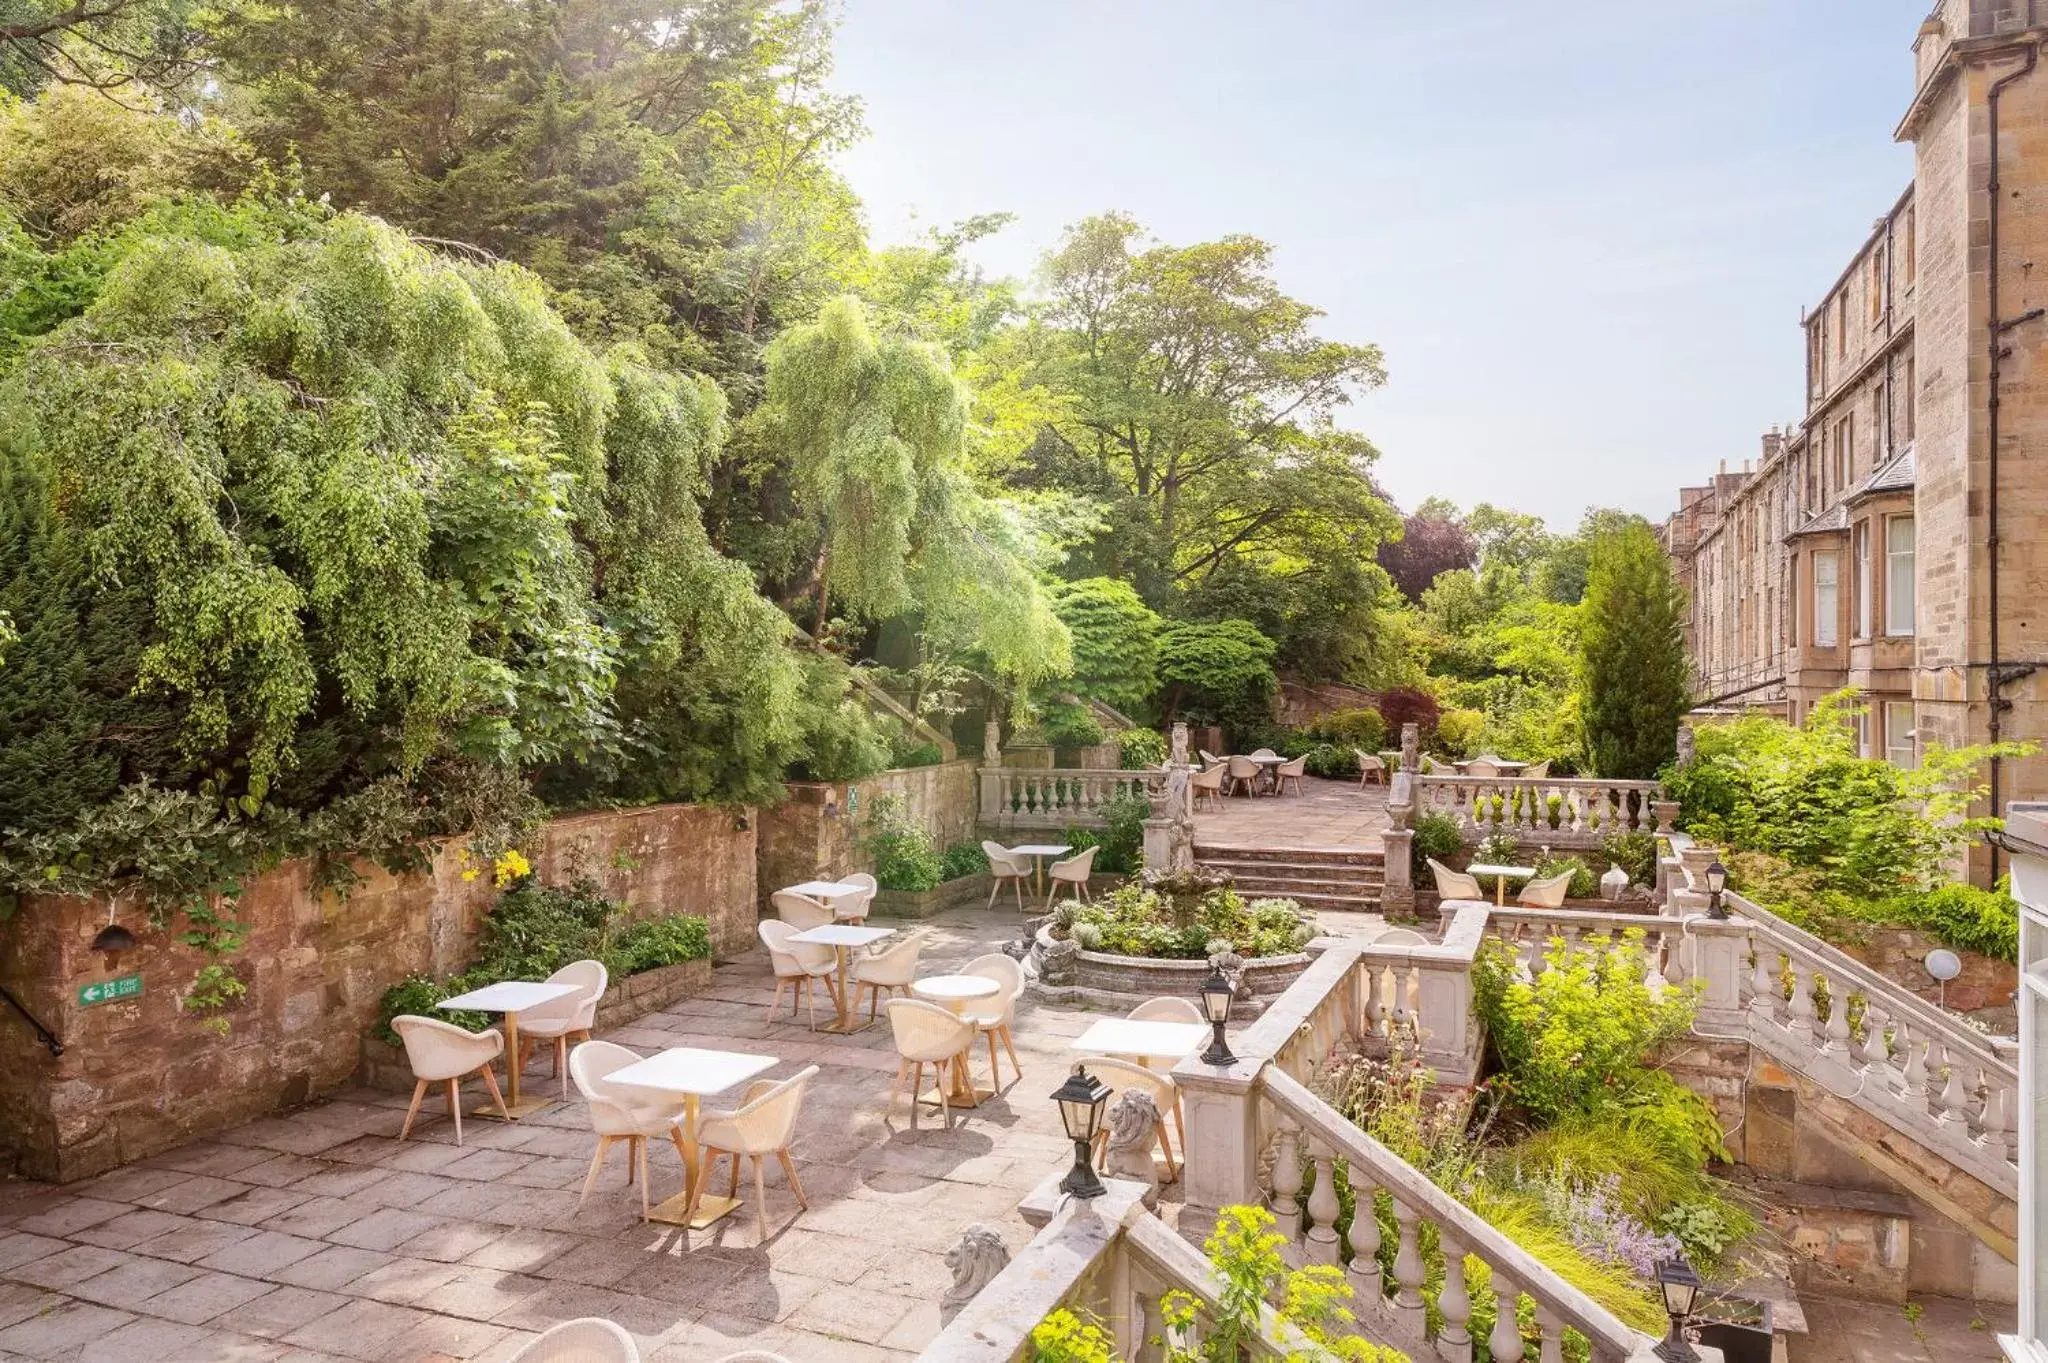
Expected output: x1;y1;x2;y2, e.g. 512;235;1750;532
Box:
1380;828;1415;917
1681;914;1752;1034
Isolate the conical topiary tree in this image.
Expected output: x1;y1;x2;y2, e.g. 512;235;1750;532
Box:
1578;523;1691;779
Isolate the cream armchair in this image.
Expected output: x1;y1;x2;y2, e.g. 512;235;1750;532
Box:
1127;996;1203;1025
1355;750;1387;788
758;919;837;1026
515;959;608;1098
981;840;1031;911
392;1015;508;1147
689;1064;819;1236
961;952;1023;1091
1427;857;1483;901
1225;755;1260;798
884;998;977;1129
1045;845;1098;908
838;872;877;923
1190;762;1225;812
771;889;832;931
569;1040;690;1220
1275;754;1307;796
1517;871;1573;909
509;1319;639;1363
1078;1056;1183;1181
850;932;923;1020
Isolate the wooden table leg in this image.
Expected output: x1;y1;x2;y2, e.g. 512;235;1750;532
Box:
816;945;870;1034
645;1093;743;1228
478;1009;555;1120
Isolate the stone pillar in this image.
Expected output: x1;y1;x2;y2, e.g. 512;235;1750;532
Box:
1380;828;1414;917
1672;843;1717;917
1414;962;1478;1086
1171;1061;1262;1246
1681;915;1752;1035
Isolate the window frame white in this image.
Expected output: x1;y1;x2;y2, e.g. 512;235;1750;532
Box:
1813;550;1840;648
1884;700;1917;769
1886;515;1916;637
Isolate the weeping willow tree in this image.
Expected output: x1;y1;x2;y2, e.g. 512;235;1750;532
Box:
759;294;1069;692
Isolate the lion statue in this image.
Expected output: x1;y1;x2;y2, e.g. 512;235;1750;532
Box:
1101;1088;1163;1206
943;1225;1012;1309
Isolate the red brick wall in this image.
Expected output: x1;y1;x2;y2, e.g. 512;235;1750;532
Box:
0;803;756;1182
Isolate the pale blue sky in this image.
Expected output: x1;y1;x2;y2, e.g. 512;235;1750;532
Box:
832;0;1930;528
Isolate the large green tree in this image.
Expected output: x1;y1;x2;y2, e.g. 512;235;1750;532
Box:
1578;523;1691;778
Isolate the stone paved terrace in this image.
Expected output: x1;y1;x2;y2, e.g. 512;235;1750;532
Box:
0;911;1152;1362
1192;775;1391;852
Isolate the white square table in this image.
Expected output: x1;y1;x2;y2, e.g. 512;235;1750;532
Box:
436;980;581;1118
788;923;895;1033
1008;844;1071;898
1070;1017;1209;1066
910;974;1002;1107
784;880;866;899
606;1046;779;1228
1467;862;1537;907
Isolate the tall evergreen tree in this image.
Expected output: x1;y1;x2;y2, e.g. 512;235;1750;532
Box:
1578;523;1691;778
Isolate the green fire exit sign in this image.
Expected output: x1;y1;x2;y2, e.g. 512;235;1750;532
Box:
77;975;142;1007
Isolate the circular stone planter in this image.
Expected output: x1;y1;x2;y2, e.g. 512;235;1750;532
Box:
1026;924;1316;1018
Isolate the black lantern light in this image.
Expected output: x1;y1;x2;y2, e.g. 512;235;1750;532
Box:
1051;1063;1111;1199
1652;1255;1702;1362
1703;858;1729;921
1198;963;1238;1066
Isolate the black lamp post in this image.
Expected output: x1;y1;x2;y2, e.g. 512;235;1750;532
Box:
1052;1063;1111;1199
1704;858;1729;921
1653;1255;1702;1362
1198;963;1238;1066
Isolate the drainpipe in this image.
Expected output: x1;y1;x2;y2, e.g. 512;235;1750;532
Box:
1986;41;2042;876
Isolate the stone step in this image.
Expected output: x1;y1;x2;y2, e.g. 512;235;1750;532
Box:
1193;844;1385;866
1207;868;1386;892
1262;888;1381;912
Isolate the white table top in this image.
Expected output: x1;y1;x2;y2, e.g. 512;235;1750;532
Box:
1467;863;1537;878
1070;1018;1209;1060
912;974;1000;1002
789;924;895;948
437;980;580;1014
1010;844;1071;858
784;880;866;898
1245;754;1288;765
606;1046;778;1097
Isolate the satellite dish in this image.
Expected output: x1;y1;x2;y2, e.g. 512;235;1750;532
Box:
1924;949;1963;982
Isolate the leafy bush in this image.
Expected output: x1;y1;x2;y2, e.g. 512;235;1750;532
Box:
1116;727;1168;768
1411;811;1462;880
1301;743;1357;779
472;876;621;982
1072;883;1309;959
859;794;942;892
1731;849;2020;962
1472;830;1521;896
889;739;944;769
1375;685;1440;747
1040;700;1106;753
1601;829;1657;888
375;974;488;1045
1435;707;1486;758
614;914;711;972
1533;854;1598;900
1303;706;1386;751
939;840;989;882
1890;882;2018;962
1097;789;1150;874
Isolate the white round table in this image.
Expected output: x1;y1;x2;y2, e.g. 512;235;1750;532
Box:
910;975;1000;1107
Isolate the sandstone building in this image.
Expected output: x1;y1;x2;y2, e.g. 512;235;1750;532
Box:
1664;0;2048;859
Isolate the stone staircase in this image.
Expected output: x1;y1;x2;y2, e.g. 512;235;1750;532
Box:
1194;843;1385;912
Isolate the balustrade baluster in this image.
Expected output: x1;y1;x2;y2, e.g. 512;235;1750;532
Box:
1436;1239;1472;1354
1899;1030;1930;1103
1269;1123;1303;1241
1533;1303;1564;1363
1989;1077;2019;1160
1488;1272;1525;1363
1786;963;1816;1038
1361;962;1386;1037
1937;1045;1970;1127
1749;946;1778;1021
1304;1142;1341;1265
1857;1002;1891;1069
1343;1172;1383;1306
1820;976;1852;1059
1390;1200;1426;1336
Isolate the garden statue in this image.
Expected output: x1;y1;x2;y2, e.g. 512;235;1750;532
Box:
1675;720;1696;767
1399;721;1420;775
942;1225;1012;1309
1170;721;1189;768
983;720;1002;765
1601;863;1629;901
1101;1088;1163;1207
1040;935;1080;985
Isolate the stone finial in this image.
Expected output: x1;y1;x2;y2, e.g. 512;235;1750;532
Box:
982;720;1002;765
1101;1088;1163;1207
942;1225;1013;1308
1170;721;1190;767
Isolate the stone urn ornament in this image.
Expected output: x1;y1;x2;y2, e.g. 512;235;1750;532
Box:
1601;863;1629;901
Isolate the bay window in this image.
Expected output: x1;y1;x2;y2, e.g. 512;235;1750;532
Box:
1886;516;1916;636
1813;550;1840;648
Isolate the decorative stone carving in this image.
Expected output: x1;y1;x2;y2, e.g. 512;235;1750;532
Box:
1600;864;1629;901
1675;721;1696;767
1101;1088;1163;1206
1040;936;1080;985
1170;721;1190;768
1399;721;1420;775
942;1225;1013;1308
983;721;1002;765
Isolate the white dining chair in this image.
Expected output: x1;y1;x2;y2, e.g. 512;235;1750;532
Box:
568;1040;691;1221
1517;871;1573;909
837;872;877;923
1355;750;1387;789
961;952;1023;1091
514;958;608;1098
1464;759;1502;778
1428;858;1483;901
1275;754;1307;796
1190;762;1225;812
851;933;923;1020
1078;1055;1183;1181
508;1318;639;1362
884;998;977;1129
1224;755;1261;798
981;840;1031;911
392;1015;508;1146
1127;997;1204;1025
690;1065;819;1236
1044;845;1098;908
771;889;833;931
758;919;837;1026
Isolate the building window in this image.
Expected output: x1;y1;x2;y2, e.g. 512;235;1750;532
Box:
1788;558;1798;647
1814;550;1840;647
1834;414;1854;490
1836;294;1848;357
1886;516;1916;636
1854;520;1872;639
1885;700;1917;769
1854;707;1871;758
1903;205;1916;289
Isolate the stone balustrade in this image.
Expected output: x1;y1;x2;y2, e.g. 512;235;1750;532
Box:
1460;904;1689;989
978;767;1166;831
1411;775;1666;848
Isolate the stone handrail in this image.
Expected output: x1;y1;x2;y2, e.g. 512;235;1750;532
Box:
1464;905;1690;987
1412;775;1665;847
1730;889;2019;1196
914;1185;1321;1362
979;767;1166;831
1258;1067;1653;1363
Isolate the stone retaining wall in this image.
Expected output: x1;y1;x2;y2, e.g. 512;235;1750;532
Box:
0;803;753;1182
1030;926;1315;1018
754;759;979;913
1840;927;2017;1033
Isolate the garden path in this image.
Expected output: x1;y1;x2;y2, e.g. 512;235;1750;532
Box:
0;911;1154;1362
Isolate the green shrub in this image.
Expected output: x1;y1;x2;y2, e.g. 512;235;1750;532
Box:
1040;701;1106;753
1411;811;1462;880
472;876;621;982
939;840;988;882
375;974;488;1046
1534;854;1598;900
1116;727;1168;768
1435;707;1486;757
614;914;711;972
1601;829;1657;887
1304;706;1387;751
1097;789;1150;874
1301;743;1356;779
1887;882;2019;962
889;739;944;769
1072;883;1309;959
859;794;942;891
